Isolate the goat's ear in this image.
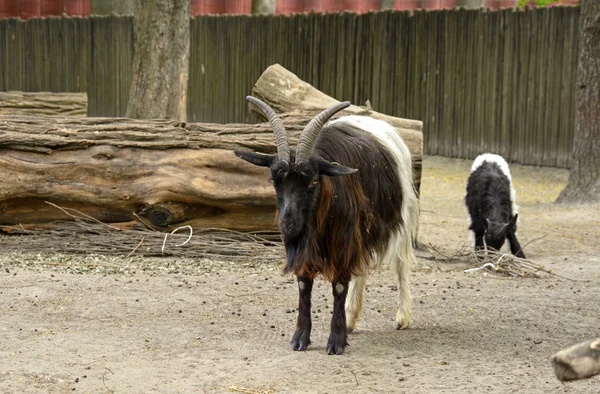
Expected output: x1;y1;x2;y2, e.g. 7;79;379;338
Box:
484;218;491;231
500;214;519;236
315;157;358;177
234;149;276;167
507;214;518;229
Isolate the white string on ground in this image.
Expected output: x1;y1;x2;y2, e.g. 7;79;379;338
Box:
162;225;193;254
464;262;496;274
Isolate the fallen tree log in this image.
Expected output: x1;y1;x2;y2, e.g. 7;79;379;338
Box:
251;64;423;156
0;91;87;117
0;113;422;231
0;67;422;232
551;338;600;382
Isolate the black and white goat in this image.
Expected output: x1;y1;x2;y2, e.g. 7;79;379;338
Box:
235;96;419;355
465;153;525;258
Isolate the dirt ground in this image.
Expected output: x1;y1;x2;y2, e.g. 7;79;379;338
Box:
1;155;599;393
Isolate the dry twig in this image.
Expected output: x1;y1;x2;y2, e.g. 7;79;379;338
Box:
427;236;562;279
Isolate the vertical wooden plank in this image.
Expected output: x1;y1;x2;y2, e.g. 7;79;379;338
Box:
540;7;555;167
558;6;578;169
439;8;454;157
499;8;513;162
0;20;5;90
4;19;24;91
473;8;486;157
449;7;461;158
463;8;475;159
491;9;502;159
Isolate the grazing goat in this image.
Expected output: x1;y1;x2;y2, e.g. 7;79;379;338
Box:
235;96;419;355
465;153;525;258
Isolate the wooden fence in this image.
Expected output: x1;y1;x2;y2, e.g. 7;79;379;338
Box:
0;7;579;167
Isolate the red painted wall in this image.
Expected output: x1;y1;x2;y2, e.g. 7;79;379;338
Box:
0;0;578;19
0;0;90;18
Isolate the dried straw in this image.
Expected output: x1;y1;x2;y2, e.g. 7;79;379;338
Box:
427;236;564;279
0;202;284;262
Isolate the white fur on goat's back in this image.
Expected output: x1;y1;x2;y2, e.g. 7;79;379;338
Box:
327;116;419;268
470;153;518;216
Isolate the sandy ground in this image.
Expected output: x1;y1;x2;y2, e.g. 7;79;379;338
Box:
0;155;599;393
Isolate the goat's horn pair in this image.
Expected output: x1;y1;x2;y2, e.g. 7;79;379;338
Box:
246;95;351;164
295;101;351;164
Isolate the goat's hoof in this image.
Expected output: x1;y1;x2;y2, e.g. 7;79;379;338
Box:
394;320;410;330
346;326;354;334
326;332;348;355
291;328;311;351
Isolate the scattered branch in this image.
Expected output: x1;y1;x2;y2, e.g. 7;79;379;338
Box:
426;237;565;279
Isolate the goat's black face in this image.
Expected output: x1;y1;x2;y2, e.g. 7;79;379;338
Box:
483;214;518;252
271;160;319;239
234;150;357;239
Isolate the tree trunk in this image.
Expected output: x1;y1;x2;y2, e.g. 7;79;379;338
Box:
551;338;600;381
455;0;484;8
252;0;276;14
556;0;600;203
125;0;190;121
380;0;395;10
91;0;134;15
0;92;87;117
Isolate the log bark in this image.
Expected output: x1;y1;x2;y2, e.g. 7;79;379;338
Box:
251;64;423;193
551;338;600;381
0;112;421;231
0;92;87;117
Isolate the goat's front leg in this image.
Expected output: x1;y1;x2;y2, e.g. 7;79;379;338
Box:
507;232;526;259
474;231;485;259
291;275;313;351
327;275;350;355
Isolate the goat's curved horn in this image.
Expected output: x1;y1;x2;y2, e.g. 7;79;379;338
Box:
246;95;290;163
295;101;351;164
